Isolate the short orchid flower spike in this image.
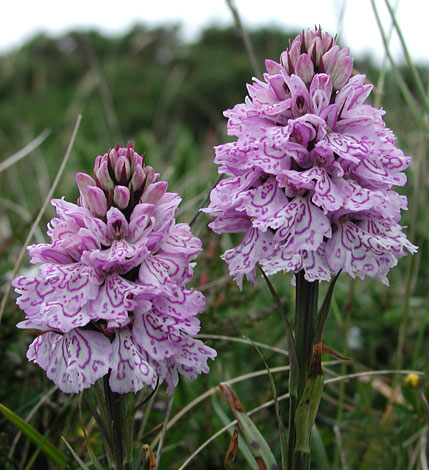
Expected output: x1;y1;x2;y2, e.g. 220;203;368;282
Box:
204;27;416;288
13;143;216;394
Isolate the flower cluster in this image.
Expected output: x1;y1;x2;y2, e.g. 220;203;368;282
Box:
205;28;416;287
13;144;216;394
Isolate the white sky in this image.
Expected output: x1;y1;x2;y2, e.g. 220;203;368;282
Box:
2;0;428;64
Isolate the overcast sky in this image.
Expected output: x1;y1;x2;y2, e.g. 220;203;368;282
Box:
2;0;427;63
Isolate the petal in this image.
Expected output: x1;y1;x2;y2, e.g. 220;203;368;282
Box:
28;329;112;393
326;220;397;284
109;329;155;393
14;263;100;332
223;228;275;288
272;196;331;252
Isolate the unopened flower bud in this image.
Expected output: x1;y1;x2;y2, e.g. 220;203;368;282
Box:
129;165;146;193
308;37;323;67
295;53;314;85
332;56;354;90
96;161;114;191
114;156;130;185
76;173;96;200
265;59;283;75
113;186;131;209
139;181;168;204
85;186;108;218
143;166;155;187
321;45;339;75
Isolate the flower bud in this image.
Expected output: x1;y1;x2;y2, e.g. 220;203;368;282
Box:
114;156;130;185
295;53;314;85
76;172;96;199
139;181;168;204
95;160;114;191
129;164;146;193
113;186;131;210
308;37;323;67
85;186;108;218
332;56;354;90
143;166;155;187
320;45;339;75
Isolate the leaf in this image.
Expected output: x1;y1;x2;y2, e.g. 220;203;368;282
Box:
314;271;341;343
61;436;90;470
244;336;288;470
294;343;324;454
0;403;66;467
258;264;299;397
321;344;353;362
224;428;239;469
212;394;258;470
219;383;279;470
311;424;330;470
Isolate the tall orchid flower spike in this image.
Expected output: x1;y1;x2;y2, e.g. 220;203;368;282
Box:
13;143;216;394
204;27;416;288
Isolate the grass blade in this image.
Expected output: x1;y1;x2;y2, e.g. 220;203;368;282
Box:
0;114;82;323
0;128;51;173
61;436;90;470
244;336;288;470
311;424;330;470
0;403;66;467
219;383;279;470
383;0;429;112
211;394;258;470
370;0;428;132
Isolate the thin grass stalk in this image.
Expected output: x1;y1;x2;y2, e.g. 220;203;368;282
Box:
224;0;261;77
383;0;429;112
246;338;288;470
0;129;51;173
8;386;57;459
333;278;354;468
334;0;348;42
396;133;427;371
0;114;82;324
370;0;428;133
155;393;174;468
374;0;399;108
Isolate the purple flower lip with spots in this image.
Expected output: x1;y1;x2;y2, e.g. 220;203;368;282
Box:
204;27;416;288
13;143;216;394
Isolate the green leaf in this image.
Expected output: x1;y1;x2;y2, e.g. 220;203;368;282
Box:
0;403;66;467
62;436;91;470
211;394;258;470
294;344;324;454
311;424;330;470
244;336;288;470
314;272;341;343
219;383;279;470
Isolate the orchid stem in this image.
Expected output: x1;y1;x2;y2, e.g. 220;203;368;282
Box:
104;375;130;470
289;271;319;470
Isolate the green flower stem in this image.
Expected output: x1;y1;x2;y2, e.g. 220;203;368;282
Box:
289;271;319;470
103;375;131;470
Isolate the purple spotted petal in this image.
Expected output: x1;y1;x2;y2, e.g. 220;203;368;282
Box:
27;329;112;393
109;329;155;393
